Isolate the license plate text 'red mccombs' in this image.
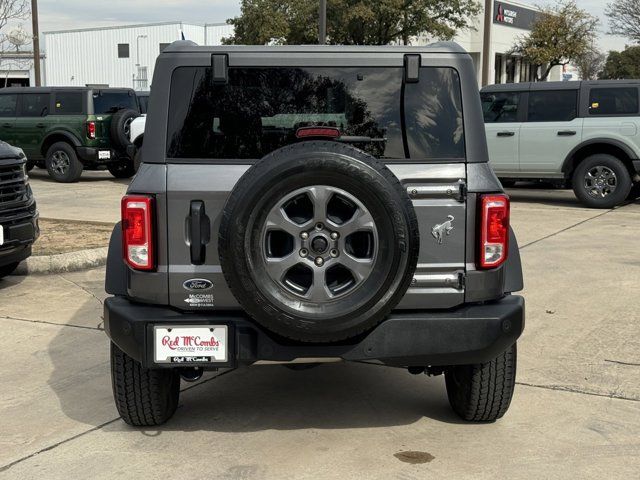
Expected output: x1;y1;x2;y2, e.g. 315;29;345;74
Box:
154;326;228;363
161;335;220;350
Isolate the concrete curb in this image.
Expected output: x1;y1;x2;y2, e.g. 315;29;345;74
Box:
13;247;109;276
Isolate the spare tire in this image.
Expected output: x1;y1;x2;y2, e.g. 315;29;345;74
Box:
110;108;140;150
219;141;419;343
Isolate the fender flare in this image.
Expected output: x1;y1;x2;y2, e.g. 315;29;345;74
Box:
504;227;523;293
561;138;637;175
105;222;127;296
42;131;83;155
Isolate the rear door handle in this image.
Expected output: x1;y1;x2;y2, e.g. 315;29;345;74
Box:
557;130;576;136
1;123;12;128
497;131;515;137
35;123;45;128
187;200;210;265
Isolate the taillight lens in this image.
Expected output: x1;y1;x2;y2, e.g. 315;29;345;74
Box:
87;121;96;139
121;195;154;271
478;194;509;269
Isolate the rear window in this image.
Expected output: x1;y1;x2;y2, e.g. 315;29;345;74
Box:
20;93;50;117
166;66;465;161
54;92;83;115
0;94;17;117
527;90;577;122
481;92;521;122
588;87;639;115
92;91;138;114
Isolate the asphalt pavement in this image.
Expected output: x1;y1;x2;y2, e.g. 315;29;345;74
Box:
0;175;638;479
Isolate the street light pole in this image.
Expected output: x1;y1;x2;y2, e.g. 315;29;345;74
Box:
319;0;327;45
31;0;41;86
481;0;493;86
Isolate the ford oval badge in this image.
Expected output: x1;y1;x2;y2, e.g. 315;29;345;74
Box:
183;278;213;291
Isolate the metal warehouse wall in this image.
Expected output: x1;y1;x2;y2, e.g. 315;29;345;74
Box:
43;22;233;89
205;23;232;45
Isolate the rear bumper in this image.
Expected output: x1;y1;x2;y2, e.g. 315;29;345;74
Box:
76;147;123;164
104;295;525;369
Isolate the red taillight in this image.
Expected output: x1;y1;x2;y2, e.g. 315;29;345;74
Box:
87;121;96;139
295;126;341;139
478;194;509;269
121;195;154;271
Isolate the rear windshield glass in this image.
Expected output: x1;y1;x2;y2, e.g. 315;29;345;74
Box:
588;87;639;115
92;91;138;114
167;66;465;161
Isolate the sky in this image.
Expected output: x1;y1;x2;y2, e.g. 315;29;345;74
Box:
7;0;635;53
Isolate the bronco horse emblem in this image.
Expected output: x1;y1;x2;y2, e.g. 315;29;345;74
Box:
431;215;454;244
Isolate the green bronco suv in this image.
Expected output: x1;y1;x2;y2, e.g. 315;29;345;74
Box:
0;87;140;182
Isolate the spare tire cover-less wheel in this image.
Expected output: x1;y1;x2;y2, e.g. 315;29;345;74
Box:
110;108;140;150
219;141;419;343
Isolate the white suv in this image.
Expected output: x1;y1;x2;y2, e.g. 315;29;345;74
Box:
482;80;640;208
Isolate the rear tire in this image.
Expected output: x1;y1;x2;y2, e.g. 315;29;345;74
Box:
45;142;83;183
572;154;631;208
0;262;19;279
107;159;136;179
110;108;140;150
445;343;517;422
110;342;180;426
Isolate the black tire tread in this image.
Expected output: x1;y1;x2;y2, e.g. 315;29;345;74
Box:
445;343;517;422
110;343;180;426
571;154;632;209
45;142;83;183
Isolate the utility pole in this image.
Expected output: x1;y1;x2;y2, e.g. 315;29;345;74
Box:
31;0;41;86
481;0;492;86
319;0;327;44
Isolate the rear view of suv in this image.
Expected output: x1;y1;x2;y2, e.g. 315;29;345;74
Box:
0;87;140;182
482;80;640;208
104;42;524;426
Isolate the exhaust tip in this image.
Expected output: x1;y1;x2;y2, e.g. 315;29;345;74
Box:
179;367;203;382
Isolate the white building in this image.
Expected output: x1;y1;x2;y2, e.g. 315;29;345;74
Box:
41;1;562;90
421;0;562;85
0;51;45;88
42;21;234;89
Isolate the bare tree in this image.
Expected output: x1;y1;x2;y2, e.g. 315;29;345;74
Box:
0;0;30;52
606;0;640;44
575;47;606;80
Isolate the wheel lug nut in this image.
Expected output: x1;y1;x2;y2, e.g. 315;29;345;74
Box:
315;257;324;266
315;222;324;230
301;232;309;240
330;232;339;240
300;249;308;257
330;249;339;258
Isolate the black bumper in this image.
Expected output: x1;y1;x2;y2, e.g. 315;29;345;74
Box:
104;295;525;369
76;147;123;164
0;214;39;268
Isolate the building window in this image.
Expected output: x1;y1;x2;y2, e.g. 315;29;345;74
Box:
159;43;170;53
117;43;130;58
494;54;503;84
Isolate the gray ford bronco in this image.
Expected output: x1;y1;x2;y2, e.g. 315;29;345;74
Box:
104;41;525;426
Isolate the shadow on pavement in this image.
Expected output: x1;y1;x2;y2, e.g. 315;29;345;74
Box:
0;273;25;290
28;169;131;185
46;297;466;433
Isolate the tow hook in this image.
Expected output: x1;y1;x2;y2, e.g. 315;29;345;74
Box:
179;367;203;382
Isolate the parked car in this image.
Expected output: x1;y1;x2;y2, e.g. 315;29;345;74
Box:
0;87;141;182
481;80;640;208
0;141;38;278
135;91;150;114
104;41;525;426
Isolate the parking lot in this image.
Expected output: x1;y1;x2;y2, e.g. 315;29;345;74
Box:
0;173;639;479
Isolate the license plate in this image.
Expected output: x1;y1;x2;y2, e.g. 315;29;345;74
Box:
154;325;227;364
0;225;3;245
98;150;111;160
